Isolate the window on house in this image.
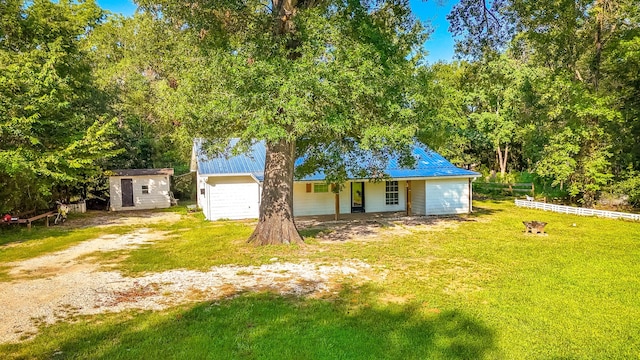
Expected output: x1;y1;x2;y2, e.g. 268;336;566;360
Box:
313;183;329;193
385;181;399;205
142;185;149;194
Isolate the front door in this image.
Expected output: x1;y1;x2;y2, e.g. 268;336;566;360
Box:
351;182;365;213
121;179;134;207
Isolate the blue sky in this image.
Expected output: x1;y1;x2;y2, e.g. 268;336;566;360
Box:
97;0;457;63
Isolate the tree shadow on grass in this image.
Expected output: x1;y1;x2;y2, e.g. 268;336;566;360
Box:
469;206;501;218
298;227;325;239
1;286;496;359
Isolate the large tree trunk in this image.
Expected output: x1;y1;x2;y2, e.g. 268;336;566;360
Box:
248;138;304;245
247;0;305;245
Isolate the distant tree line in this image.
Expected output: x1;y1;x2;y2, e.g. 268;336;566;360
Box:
424;0;640;206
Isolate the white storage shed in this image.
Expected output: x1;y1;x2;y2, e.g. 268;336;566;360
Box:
108;168;174;211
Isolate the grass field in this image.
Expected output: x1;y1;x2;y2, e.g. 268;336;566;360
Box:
1;200;639;359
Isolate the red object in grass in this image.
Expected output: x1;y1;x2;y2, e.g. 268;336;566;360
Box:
3;214;12;222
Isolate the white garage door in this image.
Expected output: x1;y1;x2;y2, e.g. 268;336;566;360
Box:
207;178;260;220
425;179;470;215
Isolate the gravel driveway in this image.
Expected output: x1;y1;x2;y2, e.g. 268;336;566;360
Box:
0;214;372;344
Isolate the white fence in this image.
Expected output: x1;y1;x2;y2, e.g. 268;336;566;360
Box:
515;199;640;221
68;201;86;213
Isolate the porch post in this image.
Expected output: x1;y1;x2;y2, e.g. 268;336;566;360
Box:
406;180;412;216
334;185;340;221
468;178;473;213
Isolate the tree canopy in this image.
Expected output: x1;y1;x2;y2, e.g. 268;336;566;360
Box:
438;0;640;206
134;0;428;244
0;0;119;213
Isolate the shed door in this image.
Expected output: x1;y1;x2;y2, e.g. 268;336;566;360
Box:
121;179;134;207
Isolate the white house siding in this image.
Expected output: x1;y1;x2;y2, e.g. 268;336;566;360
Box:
363;181;406;213
425;178;470;215
411;179;426;215
293;183;338;216
198;177;473;219
196;175;208;213
205;176;260;220
339;183;352;214
293;180;407;216
109;175;171;211
293;182;359;216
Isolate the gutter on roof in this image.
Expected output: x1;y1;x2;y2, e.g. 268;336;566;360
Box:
296;174;480;182
249;173;262;183
202;173;478;182
200;173;256;177
200;173;263;183
108;168;174;176
384;175;480;181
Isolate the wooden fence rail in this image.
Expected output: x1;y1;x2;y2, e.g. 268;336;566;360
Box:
515;199;640;221
475;182;534;195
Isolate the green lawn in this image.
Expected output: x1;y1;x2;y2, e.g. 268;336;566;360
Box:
1;200;639;359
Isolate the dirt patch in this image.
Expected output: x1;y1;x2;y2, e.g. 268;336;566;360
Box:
68;211;182;229
108;282;161;306
7;229;169;279
298;215;474;242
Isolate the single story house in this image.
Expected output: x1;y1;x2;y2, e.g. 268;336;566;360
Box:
191;141;479;221
108;168;174;211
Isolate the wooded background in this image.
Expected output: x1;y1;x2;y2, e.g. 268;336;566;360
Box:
1;0;638;214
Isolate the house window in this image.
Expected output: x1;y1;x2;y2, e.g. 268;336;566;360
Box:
313;183;329;193
142;185;149;194
385;181;399;205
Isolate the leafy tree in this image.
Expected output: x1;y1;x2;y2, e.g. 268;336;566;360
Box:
0;0;119;213
601;1;640;177
447;0;514;58
139;0;426;244
421;56;545;177
465;56;525;177
446;0;637;206
84;12;193;175
415;61;477;166
535;128;580;191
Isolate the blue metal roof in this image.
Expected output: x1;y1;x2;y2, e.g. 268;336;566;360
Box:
193;139;266;181
194;140;479;181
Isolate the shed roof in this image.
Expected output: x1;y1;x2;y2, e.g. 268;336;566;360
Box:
193;140;479;181
109;168;174;177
